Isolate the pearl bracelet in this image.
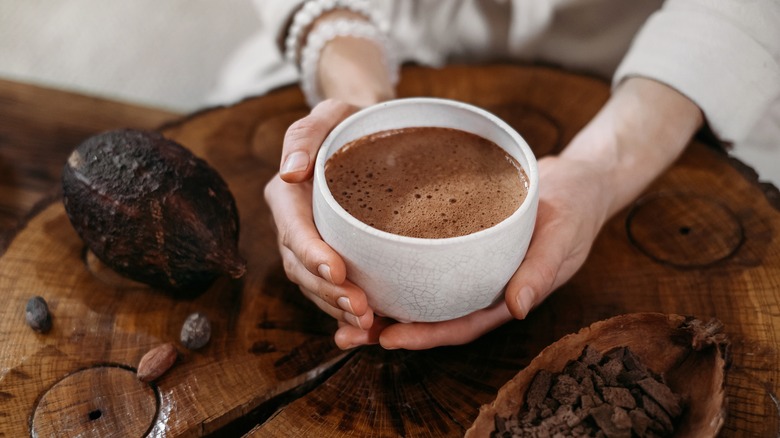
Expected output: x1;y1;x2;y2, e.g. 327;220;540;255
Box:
284;0;388;67
299;18;399;107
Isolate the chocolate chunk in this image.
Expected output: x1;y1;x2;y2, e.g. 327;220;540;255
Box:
579;345;603;366
579;376;598;398
591;371;606;390
544;397;561;413
596;358;624;386
641;395;673;433
601;387;636;410
527;369;553;408
611;407;632;431
589;405;631;438
493;345;684;437
617;368;648;386
621;347;648;374
604;346;627;362
555;405;582;428
564;360;590;382
628;408;653;436
551;375;580;406
580;395;598;411
637;377;682;417
520;407;539;426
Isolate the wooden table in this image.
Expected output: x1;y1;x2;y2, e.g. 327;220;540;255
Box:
0;66;778;437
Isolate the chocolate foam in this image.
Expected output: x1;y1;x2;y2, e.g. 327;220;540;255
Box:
325;127;528;238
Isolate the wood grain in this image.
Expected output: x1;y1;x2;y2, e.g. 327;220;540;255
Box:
0;78;178;238
0;66;778;437
31;365;157;437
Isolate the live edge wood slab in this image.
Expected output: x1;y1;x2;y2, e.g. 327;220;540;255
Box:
0;65;778;437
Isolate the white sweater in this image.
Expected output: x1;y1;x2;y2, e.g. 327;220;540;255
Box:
209;0;780;180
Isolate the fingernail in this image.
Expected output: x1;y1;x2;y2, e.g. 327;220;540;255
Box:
379;336;399;350
516;286;535;318
346;312;363;330
318;264;334;284
337;296;354;314
281;151;309;175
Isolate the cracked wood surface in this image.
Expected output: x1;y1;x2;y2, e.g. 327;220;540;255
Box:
0;66;778;437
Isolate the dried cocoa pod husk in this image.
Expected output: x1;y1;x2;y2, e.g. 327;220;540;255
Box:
62;129;246;295
465;313;729;438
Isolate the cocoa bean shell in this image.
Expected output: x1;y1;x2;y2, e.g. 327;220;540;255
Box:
137;342;178;383
25;295;52;333
62;129;246;295
180;312;212;350
465;313;729;438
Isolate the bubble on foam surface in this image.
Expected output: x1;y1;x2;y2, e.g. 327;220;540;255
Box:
325;127;528;238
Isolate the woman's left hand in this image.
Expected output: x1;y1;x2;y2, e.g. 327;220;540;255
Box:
334;154;612;350
335;76;703;350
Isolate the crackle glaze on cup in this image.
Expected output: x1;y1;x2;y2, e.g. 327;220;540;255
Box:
312;98;539;322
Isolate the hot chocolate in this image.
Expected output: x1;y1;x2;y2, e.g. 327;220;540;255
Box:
325;126;528;238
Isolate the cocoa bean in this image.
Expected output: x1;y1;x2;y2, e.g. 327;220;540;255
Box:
137;342;178;383
62;129;246;296
25;296;52;333
180;312;211;350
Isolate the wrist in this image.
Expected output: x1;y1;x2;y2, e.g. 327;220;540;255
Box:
286;1;398;107
562;76;703;217
539;155;616;231
284;0;387;66
318;35;396;106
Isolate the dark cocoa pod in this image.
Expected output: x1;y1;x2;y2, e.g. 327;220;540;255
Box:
62;129;246;295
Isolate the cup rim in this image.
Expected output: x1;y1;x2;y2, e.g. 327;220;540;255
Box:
314;97;539;246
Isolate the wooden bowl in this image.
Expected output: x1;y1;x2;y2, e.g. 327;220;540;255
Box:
465;313;728;437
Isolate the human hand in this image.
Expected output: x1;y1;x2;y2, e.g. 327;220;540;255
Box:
265;14;398;344
264;100;375;331
334;154;612;350
335;77;703;350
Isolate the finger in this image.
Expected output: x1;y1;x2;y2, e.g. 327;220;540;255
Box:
264;175;348;286
280;99;359;183
281;245;370;318
378;303;513;350
505;203;584;319
334;317;395;350
300;286;374;330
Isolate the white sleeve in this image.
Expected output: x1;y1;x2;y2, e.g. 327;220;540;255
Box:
207;1;305;105
252;0;307;50
613;0;780;143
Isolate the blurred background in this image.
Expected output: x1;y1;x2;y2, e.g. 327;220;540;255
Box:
1;0;777;184
0;0;257;112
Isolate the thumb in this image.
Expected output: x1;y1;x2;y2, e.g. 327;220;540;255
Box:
505;205;590;319
280;99;359;183
506;259;560;320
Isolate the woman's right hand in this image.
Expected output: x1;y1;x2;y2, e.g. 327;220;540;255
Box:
265;14;396;346
264;99;375;335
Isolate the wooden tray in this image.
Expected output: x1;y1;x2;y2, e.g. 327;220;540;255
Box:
1;65;778;437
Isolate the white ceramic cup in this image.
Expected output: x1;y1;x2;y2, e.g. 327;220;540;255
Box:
312;98;539;322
